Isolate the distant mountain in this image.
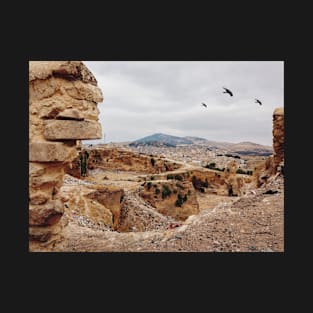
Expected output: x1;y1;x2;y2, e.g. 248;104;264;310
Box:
129;133;273;156
183;136;209;144
129;133;193;147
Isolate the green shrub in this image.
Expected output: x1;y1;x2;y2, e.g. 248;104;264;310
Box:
175;194;184;207
192;176;209;191
236;168;244;174
147;182;152;190
183;194;188;202
204;163;224;172
162;185;172;199
192;176;201;190
150;176;155;180
150;158;155;167
167;174;174;180
174;174;183;181
236;169;253;175
155;188;160;194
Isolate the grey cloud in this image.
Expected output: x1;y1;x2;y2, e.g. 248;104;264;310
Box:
84;61;283;146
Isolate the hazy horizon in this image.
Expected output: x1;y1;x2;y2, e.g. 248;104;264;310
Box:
91;131;273;147
83;61;284;146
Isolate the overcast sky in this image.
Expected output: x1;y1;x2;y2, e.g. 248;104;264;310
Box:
83;61;284;146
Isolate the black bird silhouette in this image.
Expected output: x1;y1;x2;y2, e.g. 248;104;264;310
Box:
255;99;262;105
222;87;233;97
201;102;207;108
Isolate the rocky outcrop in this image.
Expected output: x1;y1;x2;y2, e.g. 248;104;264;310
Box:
85;187;124;230
273;107;284;172
29;61;103;251
59;181;124;230
65;147;182;177
139;179;199;220
153;163;252;197
117;192;177;232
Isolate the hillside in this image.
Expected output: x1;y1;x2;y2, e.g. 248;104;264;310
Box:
230;142;273;156
129;133;273;156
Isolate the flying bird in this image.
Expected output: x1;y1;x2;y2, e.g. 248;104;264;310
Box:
201;102;207;108
222;87;233;97
255;99;262;105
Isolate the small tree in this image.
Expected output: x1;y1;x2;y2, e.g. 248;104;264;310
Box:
175;194;184;207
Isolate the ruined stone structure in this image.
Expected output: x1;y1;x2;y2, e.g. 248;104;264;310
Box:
253;107;285;186
29;61;103;251
273;107;284;172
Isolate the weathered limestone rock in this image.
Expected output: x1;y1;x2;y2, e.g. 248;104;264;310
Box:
29;61;98;85
117;193;175;233
29;61;103;251
34;96;99;121
29;192;50;205
43;120;102;140
29;142;77;162
82;198;113;228
29;217;68;250
29;199;64;226
59;183;124;229
85;187;124;230
29;77;103;102
56;109;84;120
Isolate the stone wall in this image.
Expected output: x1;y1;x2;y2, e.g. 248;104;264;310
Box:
254;107;284;186
29;61;103;251
273;107;284;171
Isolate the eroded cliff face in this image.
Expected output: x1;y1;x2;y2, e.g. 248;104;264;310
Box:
29;61;103;251
139;180;199;221
58;183;124;230
65;147;182;177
